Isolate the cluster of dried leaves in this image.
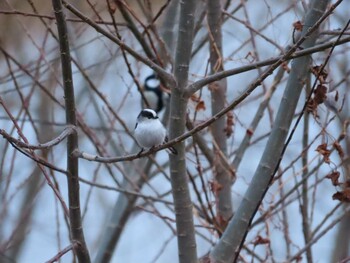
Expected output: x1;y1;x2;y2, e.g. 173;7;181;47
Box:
305;63;349;202
306;65;330;116
319;141;350;203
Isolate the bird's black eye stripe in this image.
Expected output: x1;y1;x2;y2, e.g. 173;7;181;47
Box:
139;110;157;119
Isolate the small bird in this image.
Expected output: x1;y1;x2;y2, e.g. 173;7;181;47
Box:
142;74;167;113
134;109;177;154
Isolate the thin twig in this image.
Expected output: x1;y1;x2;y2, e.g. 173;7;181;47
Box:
0;126;77;150
45;243;75;263
61;0;174;87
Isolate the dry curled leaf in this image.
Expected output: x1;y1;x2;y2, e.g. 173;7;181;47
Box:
314;85;327;105
325;171;340;186
316;143;331;164
252;235;270;246
195;100;206;112
311;65;328;83
306;99;317;114
306;85;328;117
293;20;303;31
224;111;234;137
344;180;350;188
333;141;344;159
332;189;350;203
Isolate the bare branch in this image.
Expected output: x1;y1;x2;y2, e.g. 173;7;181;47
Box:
0;9;128;25
61;0;175;87
210;0;336;262
0;125;77;150
168;0;198;262
74;36;350;165
186;35;350;96
51;0;91;261
45;243;75;263
206;0;233;229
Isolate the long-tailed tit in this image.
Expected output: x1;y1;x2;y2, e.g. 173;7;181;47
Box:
142;74;167;113
134;109;177;154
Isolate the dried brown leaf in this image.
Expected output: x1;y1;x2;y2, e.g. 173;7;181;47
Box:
344;180;350;188
311;65;328;83
195;100;206;112
333;141;344;159
252;235;270;246
316;143;331;164
314;85;327;105
332;189;350;203
306;99;317;114
325;171;340;186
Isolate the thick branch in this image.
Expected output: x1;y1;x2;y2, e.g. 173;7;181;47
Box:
210;0;332;262
93;2;180;260
186;35;350;96
168;0;198;262
207;0;233;228
52;0;91;262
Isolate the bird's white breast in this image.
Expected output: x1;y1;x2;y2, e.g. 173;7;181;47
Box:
134;119;166;148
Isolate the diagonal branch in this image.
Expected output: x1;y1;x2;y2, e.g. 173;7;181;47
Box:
114;0;159;63
210;0;334;262
187;33;350;95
